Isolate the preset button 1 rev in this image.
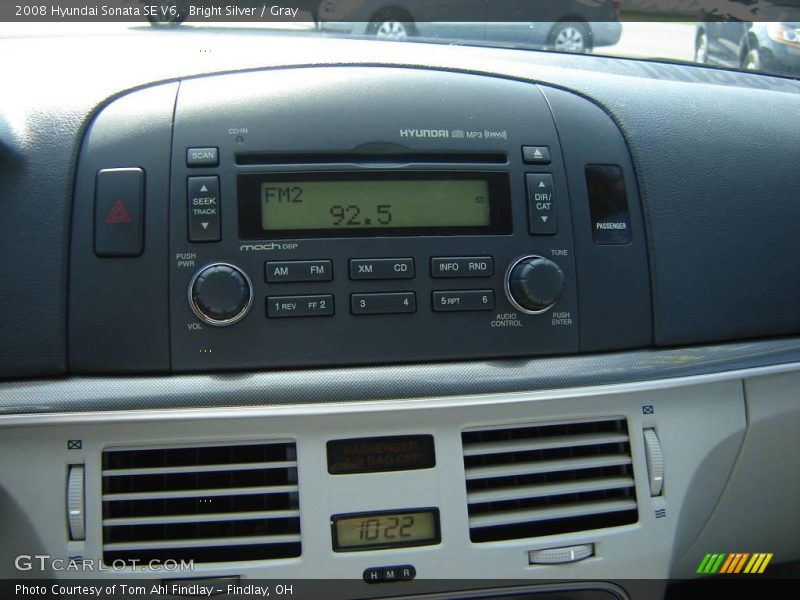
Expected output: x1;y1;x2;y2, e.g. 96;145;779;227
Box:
188;176;221;242
267;295;334;318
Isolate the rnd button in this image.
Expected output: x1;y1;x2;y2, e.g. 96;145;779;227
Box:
431;256;493;278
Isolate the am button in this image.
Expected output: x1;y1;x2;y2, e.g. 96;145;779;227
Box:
265;260;332;283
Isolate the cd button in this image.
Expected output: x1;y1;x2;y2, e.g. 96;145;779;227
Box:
350;258;414;280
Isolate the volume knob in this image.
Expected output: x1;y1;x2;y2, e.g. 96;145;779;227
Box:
505;256;565;314
189;263;253;326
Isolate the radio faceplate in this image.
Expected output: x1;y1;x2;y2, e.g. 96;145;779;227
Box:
168;68;579;371
66;66;652;374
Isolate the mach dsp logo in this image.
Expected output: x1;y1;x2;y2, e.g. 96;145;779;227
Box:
697;552;773;574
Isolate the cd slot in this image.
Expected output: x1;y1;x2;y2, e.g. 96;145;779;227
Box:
235;151;508;166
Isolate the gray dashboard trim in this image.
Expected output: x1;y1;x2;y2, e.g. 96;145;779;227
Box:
0;337;798;416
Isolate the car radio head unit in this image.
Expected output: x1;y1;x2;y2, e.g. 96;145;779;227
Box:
161;66;584;371
68;66;653;373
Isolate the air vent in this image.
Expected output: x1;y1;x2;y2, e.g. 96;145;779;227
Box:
463;419;637;543
102;441;300;564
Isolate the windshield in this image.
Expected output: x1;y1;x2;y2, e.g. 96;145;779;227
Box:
3;1;800;80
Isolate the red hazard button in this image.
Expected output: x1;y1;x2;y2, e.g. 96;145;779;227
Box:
104;199;132;224
95;168;144;257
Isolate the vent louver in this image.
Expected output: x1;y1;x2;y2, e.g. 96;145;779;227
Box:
102;441;300;564
463;419;637;543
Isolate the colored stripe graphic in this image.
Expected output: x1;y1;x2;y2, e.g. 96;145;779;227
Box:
702;553;726;573
711;553;726;573
756;553;773;573
699;552;773;574
720;553;735;573
719;553;735;573
733;553;750;573
744;554;760;574
696;554;713;574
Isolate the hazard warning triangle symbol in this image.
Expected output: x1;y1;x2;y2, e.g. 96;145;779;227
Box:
105;200;131;224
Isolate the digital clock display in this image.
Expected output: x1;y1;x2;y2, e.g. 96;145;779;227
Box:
332;508;440;552
260;179;490;230
237;172;512;239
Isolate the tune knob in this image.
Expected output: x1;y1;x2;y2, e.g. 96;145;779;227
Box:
505;256;565;314
188;263;253;326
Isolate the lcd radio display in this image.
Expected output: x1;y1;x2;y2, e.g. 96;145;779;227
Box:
237;171;512;238
261;179;490;230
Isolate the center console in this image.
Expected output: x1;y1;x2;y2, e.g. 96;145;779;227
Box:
69;67;651;373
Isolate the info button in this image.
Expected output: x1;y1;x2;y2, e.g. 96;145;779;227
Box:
431;257;493;278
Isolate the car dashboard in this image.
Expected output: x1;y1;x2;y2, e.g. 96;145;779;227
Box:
1;30;799;600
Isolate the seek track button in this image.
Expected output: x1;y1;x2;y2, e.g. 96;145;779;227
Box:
188;176;221;242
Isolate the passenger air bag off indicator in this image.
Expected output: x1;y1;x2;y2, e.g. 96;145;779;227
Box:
327;435;436;474
586;165;632;244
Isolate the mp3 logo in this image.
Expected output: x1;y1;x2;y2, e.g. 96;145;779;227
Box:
400;129;449;138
